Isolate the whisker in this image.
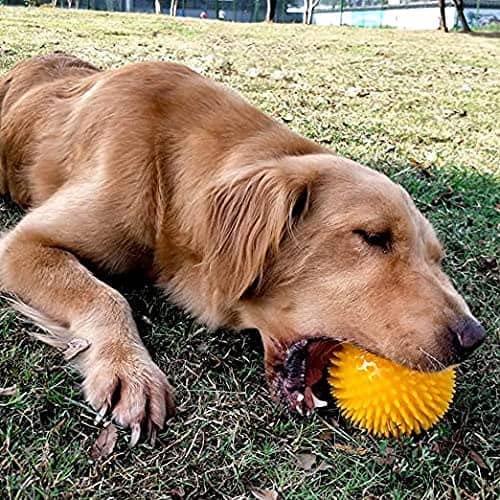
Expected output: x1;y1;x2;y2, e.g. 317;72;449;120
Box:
418;347;446;371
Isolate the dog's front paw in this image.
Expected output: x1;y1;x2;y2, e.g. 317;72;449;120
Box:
82;348;174;446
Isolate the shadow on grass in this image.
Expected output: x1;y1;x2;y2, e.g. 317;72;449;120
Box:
465;31;500;39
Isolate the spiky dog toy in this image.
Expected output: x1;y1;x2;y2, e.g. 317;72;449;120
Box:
328;344;455;438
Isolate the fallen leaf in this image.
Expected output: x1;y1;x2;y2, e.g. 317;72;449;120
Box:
409;157;424;167
63;338;90;361
270;70;285;81
246;67;261;78
141;315;153;326
169;487;185;499
468;450;489;473
318;430;333;441
317;460;330;471
345;86;369;98
296;453;316;470
189;65;204;75
217;60;234;75
52;418;66;433
480;256;497;272
0;385;16;397
425;151;437;163
334;443;368;455
251;488;279;500
317;136;332;144
374;454;396;465
443;108;467;118
433;440;491;475
196;342;209;353
345;86;360;97
91;424;118;458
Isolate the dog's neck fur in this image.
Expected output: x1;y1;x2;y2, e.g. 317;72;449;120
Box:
153;119;326;329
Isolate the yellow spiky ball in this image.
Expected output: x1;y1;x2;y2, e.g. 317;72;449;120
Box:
328;344;455;438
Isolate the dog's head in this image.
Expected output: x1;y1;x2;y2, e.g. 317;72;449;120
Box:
202;153;486;412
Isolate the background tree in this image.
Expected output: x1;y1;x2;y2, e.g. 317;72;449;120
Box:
155;0;161;14
266;0;277;21
169;0;178;15
303;0;320;24
438;0;448;32
452;0;471;31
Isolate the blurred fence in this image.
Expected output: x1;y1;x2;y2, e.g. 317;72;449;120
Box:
3;0;500;27
2;0;296;22
310;0;500;29
168;0;293;22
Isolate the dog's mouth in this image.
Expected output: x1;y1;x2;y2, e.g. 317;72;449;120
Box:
275;337;341;415
274;333;459;415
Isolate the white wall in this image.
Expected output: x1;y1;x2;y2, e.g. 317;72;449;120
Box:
313;6;456;29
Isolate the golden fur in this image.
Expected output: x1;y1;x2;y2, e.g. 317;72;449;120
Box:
0;54;485;440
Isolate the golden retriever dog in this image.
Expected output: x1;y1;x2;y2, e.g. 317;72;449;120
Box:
0;54;486;445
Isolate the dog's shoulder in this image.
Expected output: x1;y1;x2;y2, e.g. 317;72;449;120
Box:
0;53;99;119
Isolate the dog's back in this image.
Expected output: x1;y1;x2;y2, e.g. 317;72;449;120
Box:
0;53;99;202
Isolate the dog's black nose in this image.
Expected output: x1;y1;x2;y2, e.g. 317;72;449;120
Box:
452;316;486;355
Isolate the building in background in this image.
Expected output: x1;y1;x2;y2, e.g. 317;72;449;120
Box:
304;0;500;29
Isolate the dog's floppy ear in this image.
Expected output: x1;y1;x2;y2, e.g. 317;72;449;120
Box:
203;160;317;303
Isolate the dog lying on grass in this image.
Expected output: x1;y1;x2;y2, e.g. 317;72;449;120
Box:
0;53;485;445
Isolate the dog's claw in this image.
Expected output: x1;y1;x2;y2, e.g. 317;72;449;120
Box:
295;404;304;416
94;404;108;425
146;419;158;446
311;392;328;409
129;423;141;448
149;426;158;446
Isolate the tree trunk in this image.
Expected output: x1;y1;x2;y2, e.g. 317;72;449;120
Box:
452;0;471;31
169;0;178;15
154;0;161;14
438;0;448;32
265;0;276;21
303;0;319;24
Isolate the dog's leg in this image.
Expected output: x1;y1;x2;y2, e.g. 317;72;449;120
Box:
0;190;174;444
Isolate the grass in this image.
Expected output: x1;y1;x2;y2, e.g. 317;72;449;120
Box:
0;6;499;499
475;22;500;33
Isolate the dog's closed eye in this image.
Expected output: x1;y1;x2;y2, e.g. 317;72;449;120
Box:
354;229;392;253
